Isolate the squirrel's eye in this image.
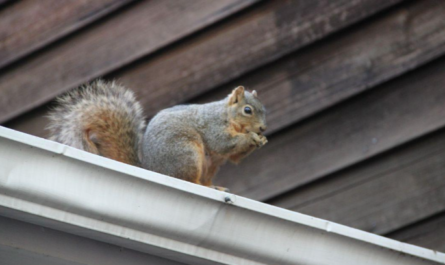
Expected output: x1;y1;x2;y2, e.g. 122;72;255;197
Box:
244;106;252;115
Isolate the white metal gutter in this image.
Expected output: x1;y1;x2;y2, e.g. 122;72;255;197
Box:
0;125;444;265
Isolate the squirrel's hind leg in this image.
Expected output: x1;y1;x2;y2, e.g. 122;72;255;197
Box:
201;156;229;192
171;140;207;185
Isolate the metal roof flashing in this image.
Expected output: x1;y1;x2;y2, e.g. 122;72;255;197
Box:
0;126;444;265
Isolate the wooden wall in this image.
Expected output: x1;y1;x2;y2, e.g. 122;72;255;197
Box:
1;0;444;252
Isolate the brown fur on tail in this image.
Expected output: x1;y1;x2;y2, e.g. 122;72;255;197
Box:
47;80;146;166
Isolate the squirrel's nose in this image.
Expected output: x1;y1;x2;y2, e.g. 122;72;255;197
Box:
260;126;267;132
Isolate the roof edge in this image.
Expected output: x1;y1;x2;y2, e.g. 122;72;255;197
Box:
0;126;444;265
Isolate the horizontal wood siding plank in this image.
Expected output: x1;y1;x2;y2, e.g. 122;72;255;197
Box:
214;57;445;201
0;0;133;69
4;105;47;138
4;0;406;138
269;128;445;235
0;0;257;123
388;212;445;252
112;0;402;120
194;0;445;134
0;0;13;8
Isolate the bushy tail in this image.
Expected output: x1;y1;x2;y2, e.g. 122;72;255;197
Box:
47;80;146;166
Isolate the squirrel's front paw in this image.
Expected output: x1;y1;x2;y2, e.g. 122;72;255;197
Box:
258;134;268;147
250;132;268;147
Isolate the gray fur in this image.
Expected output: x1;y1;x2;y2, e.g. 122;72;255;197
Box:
48;81;266;187
142;90;267;181
47;80;146;152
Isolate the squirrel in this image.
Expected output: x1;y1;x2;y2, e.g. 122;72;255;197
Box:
48;80;267;191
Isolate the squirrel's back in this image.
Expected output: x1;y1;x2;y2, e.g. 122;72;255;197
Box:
47;80;146;165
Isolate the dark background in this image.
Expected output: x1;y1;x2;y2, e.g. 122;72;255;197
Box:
1;0;444;251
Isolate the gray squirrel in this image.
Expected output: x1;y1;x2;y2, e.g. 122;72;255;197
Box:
48;80;267;190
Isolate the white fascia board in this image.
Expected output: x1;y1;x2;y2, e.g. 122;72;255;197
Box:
0;125;443;265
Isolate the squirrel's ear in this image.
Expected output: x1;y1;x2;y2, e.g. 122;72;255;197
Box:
252;90;258;98
228;86;245;105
